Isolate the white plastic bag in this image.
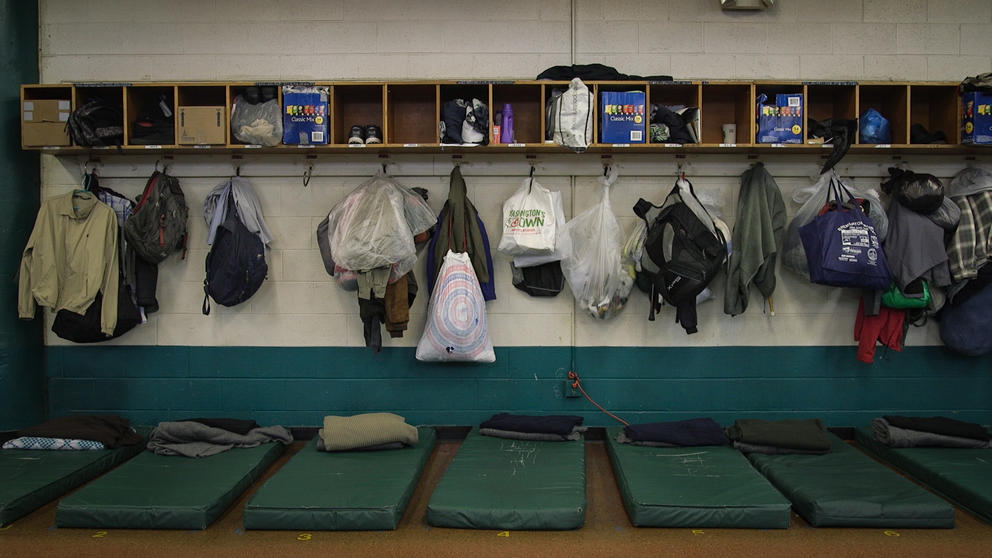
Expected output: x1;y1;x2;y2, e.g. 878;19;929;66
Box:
551;77;594;152
558;165;633;320
416;250;495;363
497;176;557;256
327;174;435;280
512;190;566;267
782;170;888;278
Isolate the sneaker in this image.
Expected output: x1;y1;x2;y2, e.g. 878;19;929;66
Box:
365;124;382;144
347;125;365;145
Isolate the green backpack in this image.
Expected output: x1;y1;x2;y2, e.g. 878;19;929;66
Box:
123;171;188;263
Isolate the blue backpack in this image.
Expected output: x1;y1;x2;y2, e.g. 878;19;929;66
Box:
202;194;267;314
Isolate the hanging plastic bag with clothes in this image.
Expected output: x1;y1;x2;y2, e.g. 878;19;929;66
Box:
231;89;283;147
558;165;633;320
327;173;436;281
782;170;888;279
416;250;495;363
497;175;558;256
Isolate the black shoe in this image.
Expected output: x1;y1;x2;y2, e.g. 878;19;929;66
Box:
348;125;365;145
365;124;382;144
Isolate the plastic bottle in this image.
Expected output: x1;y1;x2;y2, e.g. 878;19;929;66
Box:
500;103;514;144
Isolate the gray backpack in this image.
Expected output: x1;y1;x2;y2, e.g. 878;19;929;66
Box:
124;171;188;263
548;78;593;152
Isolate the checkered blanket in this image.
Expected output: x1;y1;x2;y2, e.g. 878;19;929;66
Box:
2;436;106;450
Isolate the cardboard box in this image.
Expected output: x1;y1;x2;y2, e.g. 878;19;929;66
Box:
601;91;646;143
178;106;226;145
962;91;992;144
756;93;803;143
282;85;329;145
22;99;71;146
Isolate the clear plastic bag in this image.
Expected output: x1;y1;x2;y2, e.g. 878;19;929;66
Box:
558;165;633;319
327;174;436;280
231;95;283;146
783;170;889;279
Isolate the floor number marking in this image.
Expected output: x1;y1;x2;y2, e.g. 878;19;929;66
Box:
92;531;107;538
297;532;312;541
497;531;510;537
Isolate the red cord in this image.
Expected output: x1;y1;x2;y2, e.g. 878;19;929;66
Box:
568;371;629;426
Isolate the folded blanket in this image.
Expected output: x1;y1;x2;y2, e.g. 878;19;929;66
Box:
318;413;418;451
479;427;583;442
147;421;292;458
872;418;991;449
615;431;676;447
883;415;990;442
183;418;260;436
316;439;405;452
725;419;831;453
623;418;727;447
732;441;828;455
2;437;105;451
479;413;584;436
16;415;143;449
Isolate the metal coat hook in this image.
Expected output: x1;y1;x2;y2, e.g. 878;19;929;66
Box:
528;164;536;193
235;165;241;177
303;163;313;188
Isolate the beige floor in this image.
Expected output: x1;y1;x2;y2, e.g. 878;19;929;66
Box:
2;438;991;558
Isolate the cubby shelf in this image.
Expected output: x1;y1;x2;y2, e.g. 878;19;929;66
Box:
21;79;979;154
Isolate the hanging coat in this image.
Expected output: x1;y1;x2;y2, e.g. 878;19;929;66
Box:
724;163;786;316
426;166;496;301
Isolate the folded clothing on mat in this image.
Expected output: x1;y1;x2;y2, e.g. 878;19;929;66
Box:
182;418;260;436
725;418;831;454
479;413;584;436
147;421;293;458
883;415;990;442
872;417;991;448
479;427;583;442
318;413;419;451
15;415;143;449
621;418;728;447
731;441;827;455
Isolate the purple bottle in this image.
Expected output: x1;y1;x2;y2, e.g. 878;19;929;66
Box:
500;103;514;143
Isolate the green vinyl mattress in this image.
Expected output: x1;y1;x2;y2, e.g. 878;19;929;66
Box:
746;433;954;528
427;428;585;530
0;444;143;526
855;426;992;524
55;443;284;530
605;427;791;528
244;427;436;530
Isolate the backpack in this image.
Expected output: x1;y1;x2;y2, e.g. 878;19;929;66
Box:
123;171;189;264
634;180;727;334
65;98;124;146
202;193;267;314
549;78;593;152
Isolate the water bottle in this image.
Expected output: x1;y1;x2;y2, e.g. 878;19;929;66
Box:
500;103;514;143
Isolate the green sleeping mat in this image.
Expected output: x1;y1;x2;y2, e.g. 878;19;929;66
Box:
746;433;954;528
243;427;436;530
855;426;992;524
0;443;143;526
427;428;586;530
605;427;791;528
55;443;284;530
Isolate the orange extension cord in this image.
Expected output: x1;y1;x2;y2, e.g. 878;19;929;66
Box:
567;370;629;426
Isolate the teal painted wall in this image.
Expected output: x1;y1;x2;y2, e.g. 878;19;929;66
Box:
0;1;43;429
46;345;991;427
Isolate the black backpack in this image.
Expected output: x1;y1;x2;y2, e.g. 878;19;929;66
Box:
202;193;267;314
634;180;727;334
65;98;124;146
124;171;188;264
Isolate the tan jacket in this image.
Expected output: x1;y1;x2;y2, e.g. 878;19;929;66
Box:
19;191;119;336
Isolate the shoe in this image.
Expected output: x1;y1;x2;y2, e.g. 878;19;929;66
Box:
365;124;382;144
348;125;365;145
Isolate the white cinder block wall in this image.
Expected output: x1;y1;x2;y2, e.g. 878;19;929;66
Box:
38;0;992;349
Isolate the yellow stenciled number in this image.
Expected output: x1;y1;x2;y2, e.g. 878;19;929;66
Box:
297;533;312;541
884;530;900;537
497;531;510;537
92;531;107;538
692;529;705;535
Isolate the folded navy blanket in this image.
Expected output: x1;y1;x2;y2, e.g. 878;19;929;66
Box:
624;418;728;447
725;418;831;453
480;413;584;436
883;415;990;442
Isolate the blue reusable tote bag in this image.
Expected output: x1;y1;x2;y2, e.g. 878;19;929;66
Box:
799;177;892;289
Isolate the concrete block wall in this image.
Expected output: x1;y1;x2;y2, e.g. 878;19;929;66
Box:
30;0;992;425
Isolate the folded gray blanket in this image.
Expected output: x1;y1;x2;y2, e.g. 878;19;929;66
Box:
615;431;676;447
479;427;583;442
147;421;293;458
872;418;991;449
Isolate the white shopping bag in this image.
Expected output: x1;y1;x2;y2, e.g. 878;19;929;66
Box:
497;177;557;256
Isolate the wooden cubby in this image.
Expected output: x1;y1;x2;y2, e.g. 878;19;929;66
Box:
858;83;909;145
492;82;542;145
333;84;384;146
19;79;977;154
595;82;648;145
125;85;176;146
754;81;804;144
386;83;437;145
701;82;752;145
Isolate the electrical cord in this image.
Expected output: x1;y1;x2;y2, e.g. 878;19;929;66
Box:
567;370;629;426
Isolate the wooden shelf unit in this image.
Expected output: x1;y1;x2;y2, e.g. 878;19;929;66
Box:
20;79;974;154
